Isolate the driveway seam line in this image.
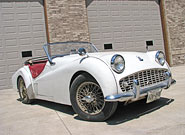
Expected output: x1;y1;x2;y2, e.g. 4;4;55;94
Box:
55;111;72;135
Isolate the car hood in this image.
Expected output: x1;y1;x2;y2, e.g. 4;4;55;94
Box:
88;51;169;77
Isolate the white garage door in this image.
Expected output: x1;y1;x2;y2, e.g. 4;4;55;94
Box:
86;0;164;52
0;0;47;90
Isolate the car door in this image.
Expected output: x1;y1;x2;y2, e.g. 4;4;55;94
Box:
33;55;80;103
33;61;55;99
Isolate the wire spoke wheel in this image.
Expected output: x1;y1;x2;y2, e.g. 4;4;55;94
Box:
70;74;118;121
18;77;31;104
76;82;105;115
19;79;27;100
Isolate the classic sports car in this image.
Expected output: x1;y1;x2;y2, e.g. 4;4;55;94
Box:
12;41;176;121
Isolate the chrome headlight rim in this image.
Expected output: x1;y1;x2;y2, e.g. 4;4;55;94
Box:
111;54;125;74
155;51;166;66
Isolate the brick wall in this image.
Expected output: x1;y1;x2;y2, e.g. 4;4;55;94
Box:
164;0;185;65
46;0;90;42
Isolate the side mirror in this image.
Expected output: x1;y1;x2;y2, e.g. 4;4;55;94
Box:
78;48;86;56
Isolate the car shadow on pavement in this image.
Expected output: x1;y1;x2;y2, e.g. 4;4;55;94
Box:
106;97;174;125
30;99;75;116
22;96;174;123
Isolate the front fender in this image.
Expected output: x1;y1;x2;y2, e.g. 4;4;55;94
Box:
76;57;118;97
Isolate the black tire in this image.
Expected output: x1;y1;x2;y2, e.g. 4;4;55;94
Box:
17;77;32;104
70;73;118;121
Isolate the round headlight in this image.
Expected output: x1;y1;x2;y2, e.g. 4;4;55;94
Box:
155;51;166;66
111;55;125;73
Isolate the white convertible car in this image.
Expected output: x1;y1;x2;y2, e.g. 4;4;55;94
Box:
12;41;176;121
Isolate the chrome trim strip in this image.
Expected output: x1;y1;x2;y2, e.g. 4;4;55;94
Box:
105;72;175;102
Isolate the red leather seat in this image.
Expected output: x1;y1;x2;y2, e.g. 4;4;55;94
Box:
29;61;47;79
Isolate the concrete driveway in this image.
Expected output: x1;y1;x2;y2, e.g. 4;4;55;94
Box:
0;65;185;135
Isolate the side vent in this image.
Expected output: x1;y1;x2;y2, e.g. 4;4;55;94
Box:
22;51;32;58
104;43;113;50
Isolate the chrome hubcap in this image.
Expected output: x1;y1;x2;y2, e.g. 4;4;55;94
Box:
76;82;105;115
82;96;94;103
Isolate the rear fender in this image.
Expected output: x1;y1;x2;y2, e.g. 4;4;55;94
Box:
12;66;35;99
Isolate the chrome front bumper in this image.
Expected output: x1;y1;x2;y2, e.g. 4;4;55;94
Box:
105;72;176;102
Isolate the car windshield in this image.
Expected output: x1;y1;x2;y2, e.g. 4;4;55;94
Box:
43;41;98;63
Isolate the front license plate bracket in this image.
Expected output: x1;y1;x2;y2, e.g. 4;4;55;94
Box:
146;89;162;103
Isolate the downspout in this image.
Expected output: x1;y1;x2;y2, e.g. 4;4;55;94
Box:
43;0;51;54
159;0;172;66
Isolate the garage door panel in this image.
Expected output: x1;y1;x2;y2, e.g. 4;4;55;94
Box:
102;33;112;39
34;49;45;56
31;12;43;20
15;2;28;8
121;11;131;17
89;28;100;33
2;13;14;21
111;11;120;16
6;59;22;66
0;52;5;60
101;21;111;27
33;31;46;37
0;23;2;33
33;36;45;44
0;79;8;89
99;11;109;17
4;26;16;34
100;28;112;33
18;33;33;38
5;38;17;47
18;25;31;33
33;24;45;32
99;16;111;22
8;64;19;73
91;34;101;40
19;37;31;46
0;39;2;48
87;9;97;15
153;30;162;36
32;20;46;26
30;6;44;12
31;0;43;7
0;73;7;80
17;13;29;21
155;39;163;46
0;66;6;74
114;32;122;38
133;26;143;31
6;52;19;60
112;21;122;28
1;21;17;27
110;16;121;21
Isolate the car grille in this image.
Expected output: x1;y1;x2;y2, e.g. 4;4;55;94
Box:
119;69;168;92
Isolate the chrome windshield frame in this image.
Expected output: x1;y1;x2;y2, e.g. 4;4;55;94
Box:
43;41;98;65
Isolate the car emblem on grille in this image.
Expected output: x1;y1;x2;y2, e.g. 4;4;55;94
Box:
136;56;143;61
